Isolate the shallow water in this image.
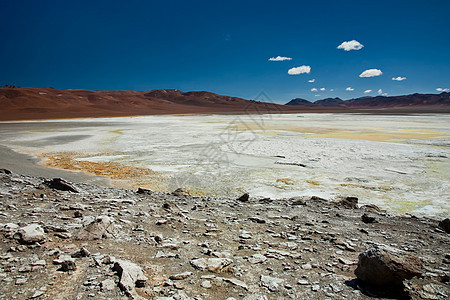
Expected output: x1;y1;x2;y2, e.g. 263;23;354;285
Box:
1;113;449;217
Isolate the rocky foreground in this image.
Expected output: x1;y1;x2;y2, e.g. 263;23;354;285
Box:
0;169;448;300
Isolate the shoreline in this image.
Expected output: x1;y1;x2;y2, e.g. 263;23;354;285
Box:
0;145;112;187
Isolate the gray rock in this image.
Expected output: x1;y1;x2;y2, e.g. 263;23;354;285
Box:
354;244;422;287
76;215;116;240
190;257;233;273
101;278;116;291
169;272;193;280
248;254;267;264
60;260;76;271
223;277;249;290
243;294;269;300
260;275;284;292
14;224;46;244
112;259;147;299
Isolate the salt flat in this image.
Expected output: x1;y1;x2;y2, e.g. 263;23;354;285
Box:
0;113;449;217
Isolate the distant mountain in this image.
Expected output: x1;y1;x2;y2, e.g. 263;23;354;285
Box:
286;92;450;108
0;87;288;121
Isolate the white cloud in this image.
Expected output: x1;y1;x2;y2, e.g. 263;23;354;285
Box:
436;88;449;92
364;89;372;94
378;89;383;94
308;79;315;83
359;69;383;78
382;93;388;96
269;56;292;61
320;88;326;91
288;65;311;75
330;89;334;91
392;76;406;81
346;87;354;91
311;88;318;92
337;40;364;51
315;94;321;97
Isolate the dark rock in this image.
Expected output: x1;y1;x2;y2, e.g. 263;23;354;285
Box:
172;188;190;197
60;260;77;271
74;210;83;218
355;244;422;287
43;178;79;193
361;214;376;224
311;196;327;201
0;168;12;174
136;187;152;195
71;247;91;258
438;218;450;233
237;193;249;202
339;197;358;209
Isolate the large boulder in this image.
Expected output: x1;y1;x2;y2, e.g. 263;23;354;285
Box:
14;224;46;244
438;218;450;233
76;216;116;240
355;244;422;287
43;178;79;193
112;259;147;299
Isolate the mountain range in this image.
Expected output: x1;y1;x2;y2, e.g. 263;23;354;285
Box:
0;87;449;121
285;92;450;108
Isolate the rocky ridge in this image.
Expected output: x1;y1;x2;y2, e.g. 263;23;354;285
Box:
0;170;448;299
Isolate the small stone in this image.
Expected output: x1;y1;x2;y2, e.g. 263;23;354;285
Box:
156;219;168;225
311;284;320;292
248;254;267;264
190;258;233;273
169;272;193;280
15;278;28;285
71;247;91;258
201;280;212;288
74;211;83;218
60;260;77;271
237;193;249;202
297;280;309;285
260;275;284;292
301;263;312;270
361;213;376;224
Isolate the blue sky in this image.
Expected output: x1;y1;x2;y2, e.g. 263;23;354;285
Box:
1;0;449;103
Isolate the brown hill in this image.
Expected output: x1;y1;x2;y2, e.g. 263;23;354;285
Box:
0;87;290;121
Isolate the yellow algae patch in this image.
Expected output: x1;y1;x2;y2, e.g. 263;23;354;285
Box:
391;199;433;214
40;152;167;191
340;183;394;192
276;178;294;185
228;123;335;134
312;131;442;142
306;180;320;186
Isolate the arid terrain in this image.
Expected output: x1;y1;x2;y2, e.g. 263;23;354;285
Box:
0;169;449;299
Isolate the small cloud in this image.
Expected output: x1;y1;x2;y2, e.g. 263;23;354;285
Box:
364;89;372;94
269;56;292;61
315;94;321;97
436;88;449;92
288;65;311;75
308;79;315;83
346;87;354;91
360;69;383;78
337;40;364;51
382;93;388;96
320;88;326;91
311;88;318;92
392;76;406;81
330;89;334;91
378;89;383;94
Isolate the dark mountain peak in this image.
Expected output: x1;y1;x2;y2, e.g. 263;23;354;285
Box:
285;98;313;106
